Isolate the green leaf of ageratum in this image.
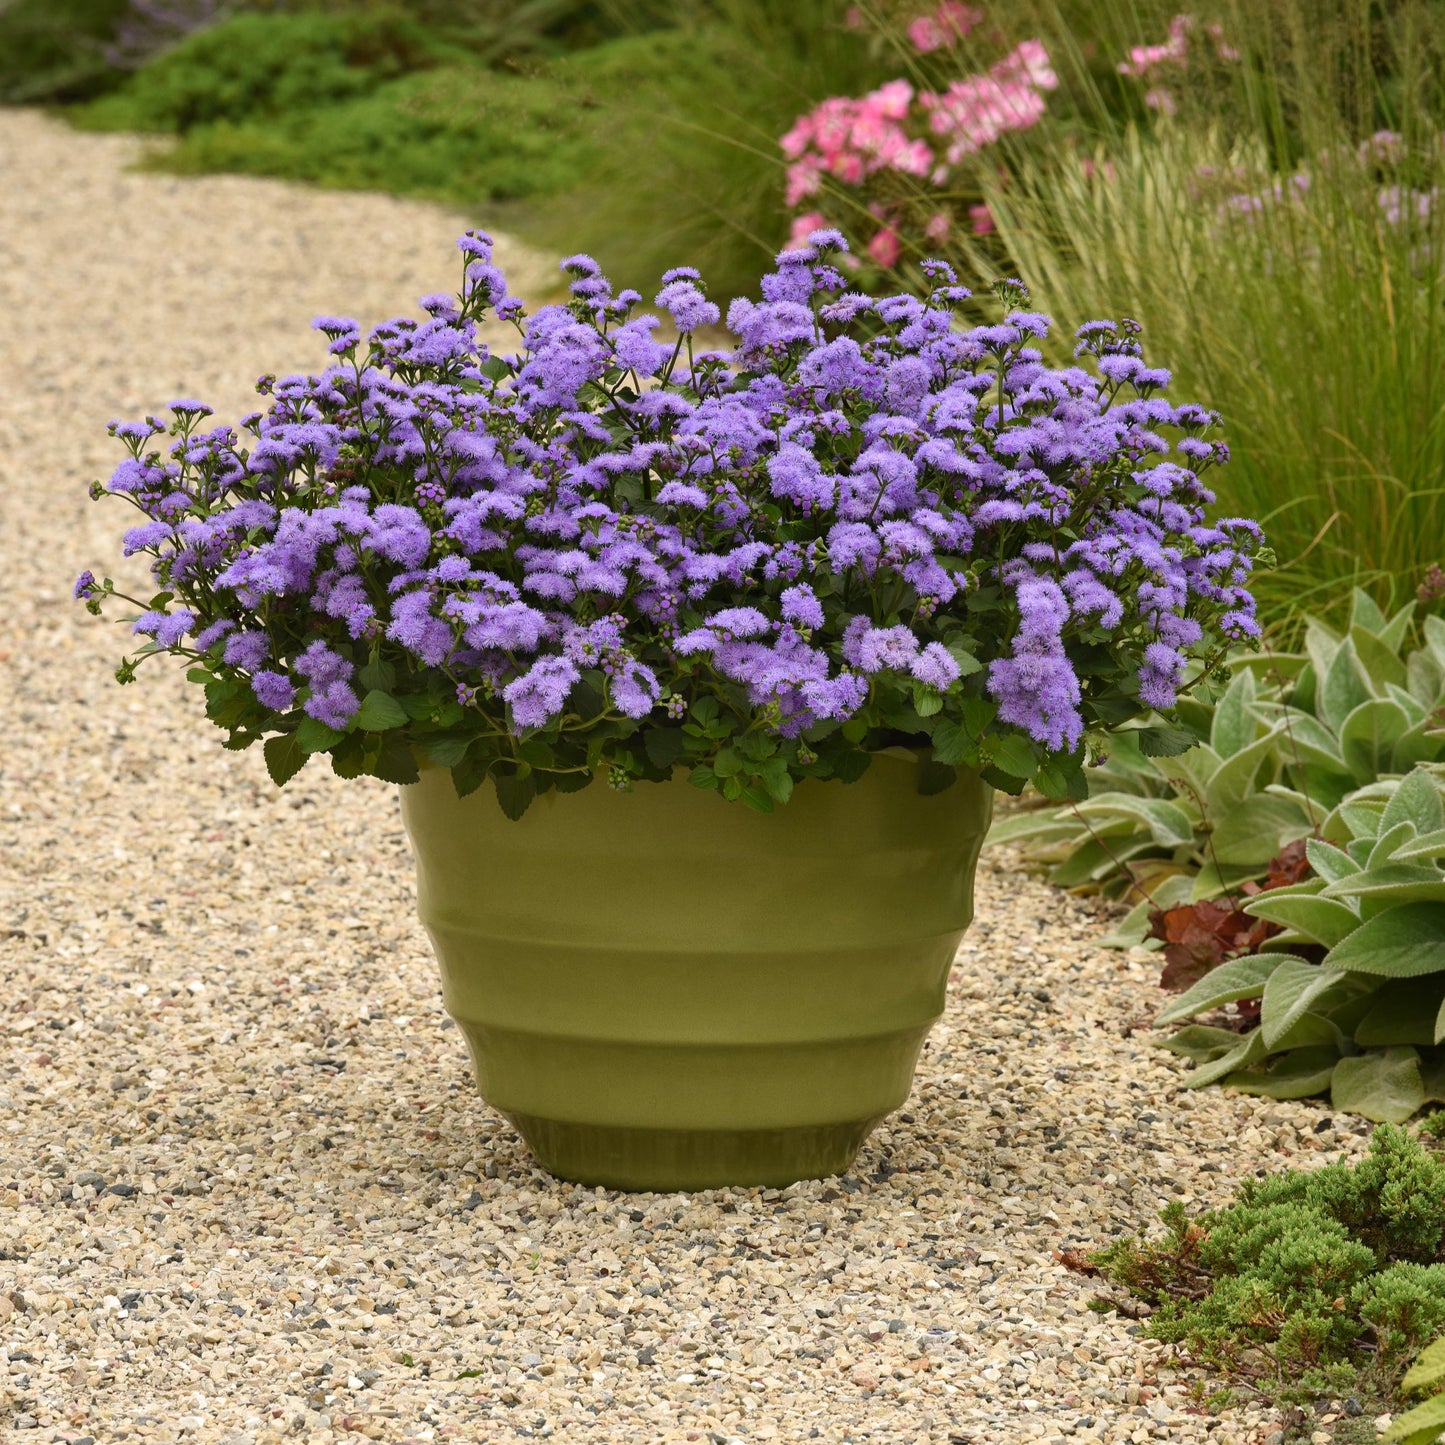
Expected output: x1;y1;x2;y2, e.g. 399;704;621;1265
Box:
354;689;408;732
931;719;982;768
263;733;307;787
1331;1046;1425;1124
1136;723;1201;758
493;766;536;821
642;727;688;770
917;761;958;796
356;656;396;694
1033;756;1088;802
832;750;873;784
373;737;420;786
1154;954;1285;1027
1325;903;1445;977
912;684;944;718
1401;1336;1445;1396
296;716;345;754
990;733;1037;782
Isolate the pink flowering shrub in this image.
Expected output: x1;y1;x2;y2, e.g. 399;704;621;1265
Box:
906;1;983;54
1117;14;1239;116
781;23;1058;269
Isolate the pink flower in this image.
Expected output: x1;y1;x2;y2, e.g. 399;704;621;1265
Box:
968;202;995;234
788;211;829;248
1144;88;1177;115
873;78;915;121
784;158;824;206
924;210;952;243
906;1;983;53
867;224;902;268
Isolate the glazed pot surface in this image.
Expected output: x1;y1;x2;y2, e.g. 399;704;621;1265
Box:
400;752;992;1190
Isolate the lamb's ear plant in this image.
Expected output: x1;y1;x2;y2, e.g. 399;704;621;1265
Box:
990;588;1445;931
1155;765;1445;1123
1386;1335;1445;1445
1082;1123;1445;1420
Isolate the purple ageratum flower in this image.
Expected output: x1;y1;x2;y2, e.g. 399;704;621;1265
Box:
988;646;1083;752
702;607;768;638
610;660;660;719
767;444;836;511
294;639;354;688
656;481;709;509
223;630;270;671
780;584;825;630
827;522;882;574
1138;641;1186;710
251;670;296;711
193;617;235;651
856;625;920;674
305;679;361;729
503;655;580;730
133;609;195;646
911;642;962;691
123;521;175;554
798;671;868;723
987;575;1084;751
311;317;360;355
655;279;721;333
387;590;453;666
74;570;99;600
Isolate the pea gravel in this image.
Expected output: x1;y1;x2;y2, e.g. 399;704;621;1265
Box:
0;107;1374;1445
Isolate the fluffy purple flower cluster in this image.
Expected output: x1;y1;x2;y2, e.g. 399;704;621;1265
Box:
85;229;1263;790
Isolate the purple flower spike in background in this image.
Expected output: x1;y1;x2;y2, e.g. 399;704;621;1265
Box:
80;230;1267;815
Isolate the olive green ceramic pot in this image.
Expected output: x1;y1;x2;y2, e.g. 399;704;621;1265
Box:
399;751;992;1192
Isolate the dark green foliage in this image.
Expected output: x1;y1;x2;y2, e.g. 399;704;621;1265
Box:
1091;1125;1445;1407
68;1;890;304
0;0;132;102
77;9;465;133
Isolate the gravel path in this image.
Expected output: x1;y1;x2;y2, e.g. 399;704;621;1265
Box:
0;107;1365;1445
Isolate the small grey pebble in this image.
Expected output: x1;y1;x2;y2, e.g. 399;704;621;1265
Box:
1344;1398;1364;1416
461;1191;483;1212
521;1352;542;1367
106;1182;137;1197
14;1416;37;1430
887;1319;906;1333
73;1171;106;1190
636;1347;657;1365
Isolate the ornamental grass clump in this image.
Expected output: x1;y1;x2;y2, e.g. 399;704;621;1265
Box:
79;229;1265;816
